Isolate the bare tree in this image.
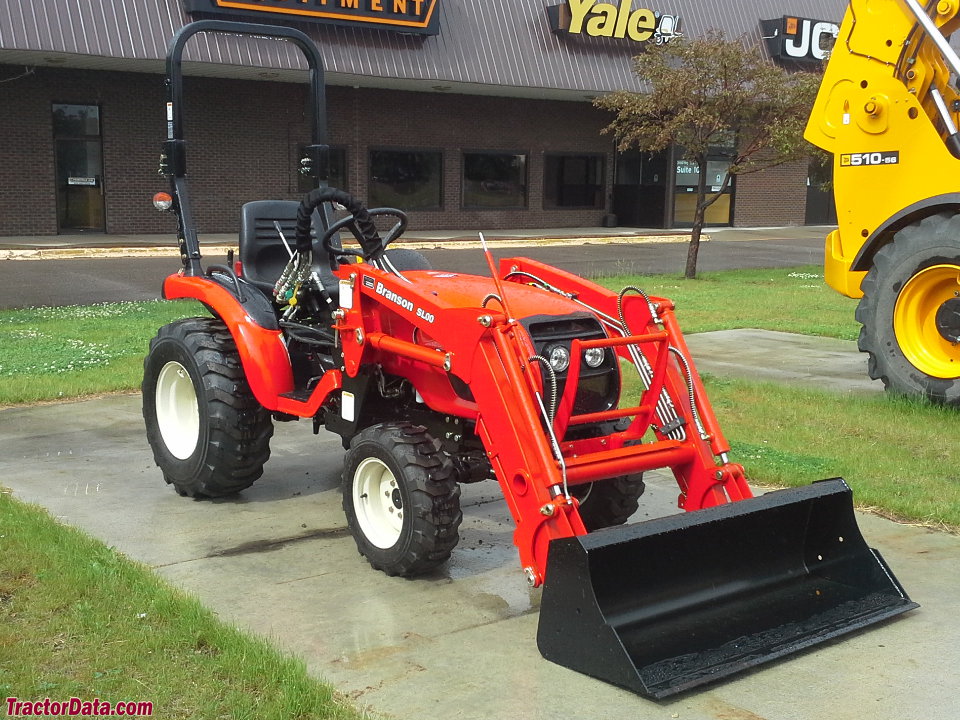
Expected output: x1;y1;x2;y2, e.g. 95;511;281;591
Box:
597;31;821;278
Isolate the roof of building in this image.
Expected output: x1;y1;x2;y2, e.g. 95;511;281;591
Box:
0;0;846;99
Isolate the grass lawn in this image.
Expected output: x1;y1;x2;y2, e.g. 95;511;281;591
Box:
0;490;363;720
702;376;960;530
597;265;861;339
0;299;206;406
0;265;852;406
0;299;363;718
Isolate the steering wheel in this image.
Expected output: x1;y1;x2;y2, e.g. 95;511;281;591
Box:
320;207;408;262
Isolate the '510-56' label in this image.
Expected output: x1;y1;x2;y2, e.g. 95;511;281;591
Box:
839;151;900;167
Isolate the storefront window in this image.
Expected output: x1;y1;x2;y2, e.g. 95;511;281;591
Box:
674;159;731;190
463;152;527;208
368;149;442;209
544;154;604;208
53;104;100;137
297;146;347;193
673;149;734;226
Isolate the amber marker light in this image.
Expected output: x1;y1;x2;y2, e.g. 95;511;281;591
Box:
153;192;174;211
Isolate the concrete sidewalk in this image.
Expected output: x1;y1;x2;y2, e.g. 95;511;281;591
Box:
1;329;955;720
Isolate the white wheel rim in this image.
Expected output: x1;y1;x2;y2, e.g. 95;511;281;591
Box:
155;360;200;461
352;457;404;549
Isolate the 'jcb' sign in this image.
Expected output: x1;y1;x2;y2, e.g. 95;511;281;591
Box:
760;16;838;64
547;1;681;44
183;0;440;35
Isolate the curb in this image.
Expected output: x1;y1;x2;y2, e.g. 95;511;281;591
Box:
0;233;700;261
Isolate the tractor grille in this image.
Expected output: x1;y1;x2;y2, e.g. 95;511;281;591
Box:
522;313;619;415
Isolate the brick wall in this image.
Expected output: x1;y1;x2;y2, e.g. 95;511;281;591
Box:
733;159;810;227
0;63;809;235
1;66;61;236
1;65;173;236
1;65;615;236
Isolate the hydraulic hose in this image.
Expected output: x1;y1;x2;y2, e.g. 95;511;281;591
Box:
528;355;559;422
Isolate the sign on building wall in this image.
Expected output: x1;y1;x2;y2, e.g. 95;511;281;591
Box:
546;1;681;43
183;0;440;35
760;16;838;64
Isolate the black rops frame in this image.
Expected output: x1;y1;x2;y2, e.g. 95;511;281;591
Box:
159;20;329;276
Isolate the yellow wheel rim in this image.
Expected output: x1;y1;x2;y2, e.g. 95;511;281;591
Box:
894;264;960;378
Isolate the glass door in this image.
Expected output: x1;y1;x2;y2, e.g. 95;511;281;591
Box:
613;149;668;227
53;104;105;232
673;156;733;227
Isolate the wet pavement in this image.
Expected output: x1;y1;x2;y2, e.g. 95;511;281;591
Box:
2;329;957;720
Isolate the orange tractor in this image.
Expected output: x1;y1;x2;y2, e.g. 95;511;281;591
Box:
144;20;916;699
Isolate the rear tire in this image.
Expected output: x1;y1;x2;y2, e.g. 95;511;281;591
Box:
856;213;960;405
383;248;431;271
342;423;462;576
142;317;273;497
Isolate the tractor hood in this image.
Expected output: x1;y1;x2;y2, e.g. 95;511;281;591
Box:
416;270;585;319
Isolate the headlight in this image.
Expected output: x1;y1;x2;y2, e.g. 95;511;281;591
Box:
547;344;570;373
583;347;606;368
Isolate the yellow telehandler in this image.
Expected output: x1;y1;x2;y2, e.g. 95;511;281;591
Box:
805;0;960;403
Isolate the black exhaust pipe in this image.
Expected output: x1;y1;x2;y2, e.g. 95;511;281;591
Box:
537;478;917;699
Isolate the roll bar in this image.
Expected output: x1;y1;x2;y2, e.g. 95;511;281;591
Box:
159;20;328;275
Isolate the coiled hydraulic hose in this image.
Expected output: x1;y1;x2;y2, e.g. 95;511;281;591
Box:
528;355;559;422
295;187;382;259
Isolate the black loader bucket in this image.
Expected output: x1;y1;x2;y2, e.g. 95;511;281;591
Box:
537;478;917;699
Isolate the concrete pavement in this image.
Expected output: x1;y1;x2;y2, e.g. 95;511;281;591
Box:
685;329;883;395
2;329;956;720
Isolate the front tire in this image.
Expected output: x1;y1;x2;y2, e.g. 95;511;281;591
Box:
142;317;273;497
857;213;960;405
342;423;462;576
573;474;646;531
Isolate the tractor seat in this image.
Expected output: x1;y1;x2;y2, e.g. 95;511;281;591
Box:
238;199;340;301
238;199;433;306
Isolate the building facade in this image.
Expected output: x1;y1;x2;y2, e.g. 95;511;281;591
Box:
0;0;845;236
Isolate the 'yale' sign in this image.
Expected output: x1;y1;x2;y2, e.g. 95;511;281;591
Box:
183;0;440;35
547;1;681;44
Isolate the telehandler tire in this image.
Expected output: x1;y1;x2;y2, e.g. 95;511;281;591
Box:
857;213;960;405
142;317;273;497
342;422;462;576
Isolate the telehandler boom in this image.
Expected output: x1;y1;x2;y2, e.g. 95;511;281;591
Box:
144;19;916;699
805;0;960;403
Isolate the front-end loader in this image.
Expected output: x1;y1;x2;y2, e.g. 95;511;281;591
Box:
805;0;960;404
144;20;916;699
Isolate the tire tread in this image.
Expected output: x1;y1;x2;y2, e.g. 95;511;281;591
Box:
143;317;273;497
343;422;462;577
856;212;960;404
